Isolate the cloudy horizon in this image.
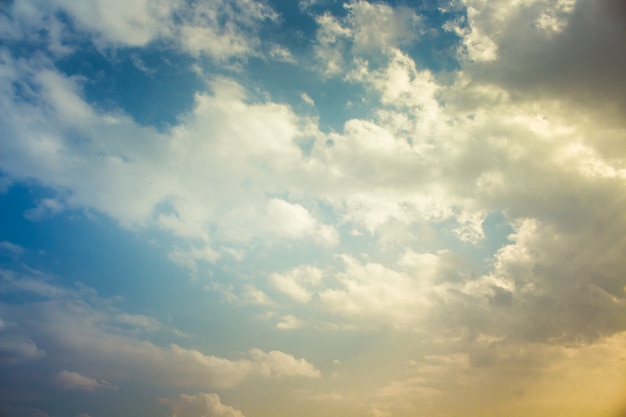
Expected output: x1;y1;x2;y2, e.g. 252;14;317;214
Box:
1;0;625;416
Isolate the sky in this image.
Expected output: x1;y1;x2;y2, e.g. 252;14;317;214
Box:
0;0;625;416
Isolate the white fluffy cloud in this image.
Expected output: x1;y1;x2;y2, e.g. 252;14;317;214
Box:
5;12;620;341
249;348;321;378
267;250;472;329
264;199;338;246
176;0;277;60
313;0;422;75
276;314;303;330
0;56;334;263
269;266;323;303
2;0;278;62
3;1;625;346
345;0;422;53
313;12;352;75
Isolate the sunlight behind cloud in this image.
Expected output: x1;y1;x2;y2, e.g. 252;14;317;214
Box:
0;0;625;416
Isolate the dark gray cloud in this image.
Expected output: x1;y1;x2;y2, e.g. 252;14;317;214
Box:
468;0;626;117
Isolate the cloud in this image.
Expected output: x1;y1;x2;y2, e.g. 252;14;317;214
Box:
313;12;352;75
264;198;338;246
0;335;46;365
2;0;176;49
300;93;315;106
164;345;321;383
349;48;441;118
159;392;245;417
1;2;626;415
0;175;11;192
55;370;117;391
312;0;422;75
168;245;221;273
267;250;470;329
249;348;321;378
344;0;422;53
316;255;435;328
452;0;626;114
0;266;320;392
114;313;163;333
480;217;626;342
23;198;64;221
368;332;626;417
276;315;303;330
4;1;618;349
1;268;69;298
176;0;277;61
269;44;297;63
207;283;274;307
0;241;24;257
443;6;498;62
0;56;330;257
2;0;279;63
269;266;323;303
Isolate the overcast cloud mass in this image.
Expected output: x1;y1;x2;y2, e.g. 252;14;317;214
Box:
0;0;625;416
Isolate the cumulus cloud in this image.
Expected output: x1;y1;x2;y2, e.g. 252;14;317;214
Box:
249;348;321;378
269;266;323;303
264;199;338;246
312;0;422;74
3;0;624;349
344;0;422;53
316;254;441;328
167;345;320;386
1;1;626;415
176;0;277;61
452;0;626;114
0;56;331;260
0;0;175;59
481;217;626;342
159;392;245;417
313;12;352;75
267;250;471;329
276;314;303;330
1;0;279;62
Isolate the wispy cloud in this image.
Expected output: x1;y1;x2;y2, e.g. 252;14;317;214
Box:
55;371;117;392
0;266;321;390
